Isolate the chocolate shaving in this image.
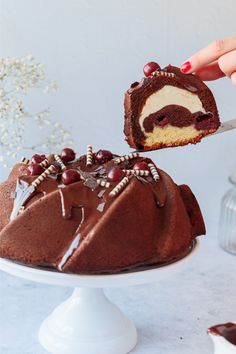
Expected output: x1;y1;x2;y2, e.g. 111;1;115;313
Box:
10;179;35;220
76;167;99;190
84;177;98;190
97;202;105;212
90;168;107;177
94;167;107;176
97;189;106;198
184;84;198;93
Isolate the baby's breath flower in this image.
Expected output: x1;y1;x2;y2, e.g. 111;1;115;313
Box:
0;55;74;167
44;80;59;93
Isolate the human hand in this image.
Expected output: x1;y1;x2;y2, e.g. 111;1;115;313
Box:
180;35;236;86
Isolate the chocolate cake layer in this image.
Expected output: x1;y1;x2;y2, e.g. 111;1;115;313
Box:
143;105;216;132
0;148;205;274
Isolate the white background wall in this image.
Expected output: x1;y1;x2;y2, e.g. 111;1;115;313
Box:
0;0;236;226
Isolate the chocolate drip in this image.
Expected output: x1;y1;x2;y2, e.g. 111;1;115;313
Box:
59;185;83;219
148;177;166;207
209;323;236;345
58;207;85;270
57;180;112;269
58;181;108;220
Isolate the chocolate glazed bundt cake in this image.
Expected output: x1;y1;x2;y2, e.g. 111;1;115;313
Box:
0;147;205;274
124;62;220;151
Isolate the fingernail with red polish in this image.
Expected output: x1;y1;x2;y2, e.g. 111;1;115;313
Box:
180;61;191;73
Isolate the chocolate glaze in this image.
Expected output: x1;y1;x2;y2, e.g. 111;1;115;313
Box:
209;323;236;345
124;65;220;150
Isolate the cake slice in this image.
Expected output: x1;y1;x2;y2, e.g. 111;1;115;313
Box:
124;62;220;151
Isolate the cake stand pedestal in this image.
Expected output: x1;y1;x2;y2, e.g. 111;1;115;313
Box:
0;242;199;354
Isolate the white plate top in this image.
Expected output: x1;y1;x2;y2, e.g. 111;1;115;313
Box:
0;241;199;288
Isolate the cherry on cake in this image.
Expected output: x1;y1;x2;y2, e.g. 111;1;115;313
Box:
124;62;220;151
0;146;205;274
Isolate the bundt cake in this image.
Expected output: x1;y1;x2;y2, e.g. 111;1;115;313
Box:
124;62;220;151
0;147;205;274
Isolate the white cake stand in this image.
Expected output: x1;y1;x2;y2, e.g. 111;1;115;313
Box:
0;241;199;354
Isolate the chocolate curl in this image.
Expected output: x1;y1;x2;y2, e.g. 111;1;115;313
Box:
152;70;175;78
97;179;110;188
86;145;93;166
21;157;31;165
40;159;49;168
148;163;160;182
109;176;130;197
115;152;139;164
54;154;66;171
32;165;56;188
122;169;150;177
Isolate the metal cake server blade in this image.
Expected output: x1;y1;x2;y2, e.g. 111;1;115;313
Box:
133;118;236;152
211;118;236;136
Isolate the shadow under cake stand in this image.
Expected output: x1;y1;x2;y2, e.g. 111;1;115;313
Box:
0;241;199;354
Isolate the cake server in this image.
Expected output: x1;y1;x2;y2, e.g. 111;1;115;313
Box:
211;118;236;136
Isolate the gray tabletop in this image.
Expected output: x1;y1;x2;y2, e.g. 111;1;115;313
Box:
0;223;235;354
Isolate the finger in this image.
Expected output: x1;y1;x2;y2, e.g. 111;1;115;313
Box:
180;35;236;73
231;72;236;87
194;61;225;81
218;49;236;77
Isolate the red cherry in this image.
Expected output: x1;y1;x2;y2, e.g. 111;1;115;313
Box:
158;117;169;127
26;164;44;176
143;62;161;77
195;114;213;131
107;167;124;182
61;169;81;185
95;150;113;164
61;148;76;162
133;162;150;171
32;154;46;164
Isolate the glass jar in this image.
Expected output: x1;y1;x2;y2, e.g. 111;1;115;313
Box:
218;175;236;254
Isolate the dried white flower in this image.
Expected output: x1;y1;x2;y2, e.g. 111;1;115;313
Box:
43;80;59;93
0;55;74;166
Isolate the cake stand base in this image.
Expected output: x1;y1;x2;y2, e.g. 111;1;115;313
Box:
0;241;199;354
39;287;137;354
